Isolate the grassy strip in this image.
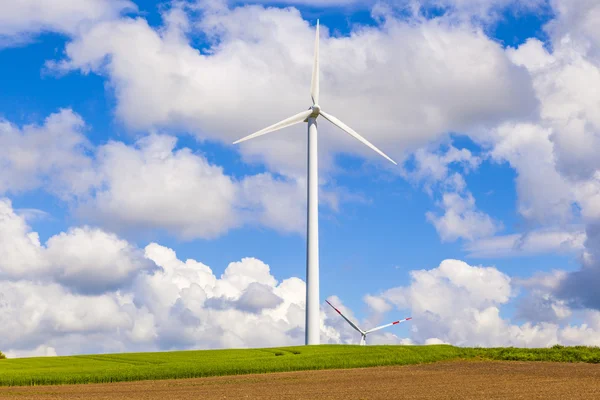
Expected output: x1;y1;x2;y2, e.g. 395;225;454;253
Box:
471;345;600;363
0;345;598;387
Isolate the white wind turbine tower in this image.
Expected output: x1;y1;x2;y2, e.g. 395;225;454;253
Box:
233;20;397;345
326;300;411;345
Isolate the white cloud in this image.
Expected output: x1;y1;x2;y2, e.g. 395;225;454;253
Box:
485;0;600;314
4;0;600;356
45;227;155;294
516;290;572;324
370;259;600;347
235;283;284;313
496;5;600;225
127;244;337;350
0;198;154;294
546;0;600;62
426;192;500;242
237;173;309;234
4;345;58;359
557;310;600;346
0;111;333;239
487;122;575;223
404;143;494;243
465;228;586;258
574;173;600;221
0;203;355;355
507;39;600;182
515;270;568;291
51;4;536;175
405;145;481;195
3;201;599;354
363;294;392;313
406;0;547;22
0;0;135;46
424;338;448;345
253;0;359;5
378;260;511;346
554;222;600;310
81;133;335;238
0;199;47;278
0;279;141;356
82;134;240;239
0;109;95;198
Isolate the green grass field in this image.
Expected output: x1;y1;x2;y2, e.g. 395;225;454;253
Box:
0;345;598;387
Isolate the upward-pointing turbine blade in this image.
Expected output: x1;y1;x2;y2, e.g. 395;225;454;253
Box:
364;317;412;334
310;20;320;105
233;109;313;145
320;110;397;165
325;300;364;334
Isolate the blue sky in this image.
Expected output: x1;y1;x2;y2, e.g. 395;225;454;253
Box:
1;0;600;357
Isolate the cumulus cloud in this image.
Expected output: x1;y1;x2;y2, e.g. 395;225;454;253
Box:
404;144;481;195
45;227;155;294
0;200;326;356
496;0;600;223
487;122;575;223
81;134;240;239
4;345;58;359
516;290;572;324
0;0;135;46
253;0;359;5
0;111;337;239
0;109;95;198
364;294;392;314
0;198;154;293
403;0;547;23
4;197;600;355
80;133;337;238
4;0;600;356
465;228;586;258
507;40;600;183
369;259;600;347
555;222;600;310
546;0;600;61
403;143;496;243
487;0;600;314
426;192;500;242
50;3;536;175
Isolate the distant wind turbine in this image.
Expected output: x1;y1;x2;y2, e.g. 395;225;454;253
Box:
233;20;396;345
326;300;411;345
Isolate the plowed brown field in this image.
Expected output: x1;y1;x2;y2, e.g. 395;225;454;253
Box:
1;361;599;399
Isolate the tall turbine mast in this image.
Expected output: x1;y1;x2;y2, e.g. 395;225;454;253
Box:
233;20;396;346
305;19;321;346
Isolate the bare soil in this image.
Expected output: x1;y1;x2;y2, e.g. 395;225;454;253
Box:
1;361;599;399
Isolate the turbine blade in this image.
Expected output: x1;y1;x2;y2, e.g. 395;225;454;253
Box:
320;110;397;165
325;300;364;334
233;110;312;145
310;20;320;105
365;317;412;334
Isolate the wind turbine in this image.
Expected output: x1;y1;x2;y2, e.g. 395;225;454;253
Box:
326;300;411;345
233;20;397;345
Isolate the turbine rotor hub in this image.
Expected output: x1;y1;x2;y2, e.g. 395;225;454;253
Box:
310;105;321;117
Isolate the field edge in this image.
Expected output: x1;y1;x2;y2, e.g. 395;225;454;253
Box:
0;345;599;387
